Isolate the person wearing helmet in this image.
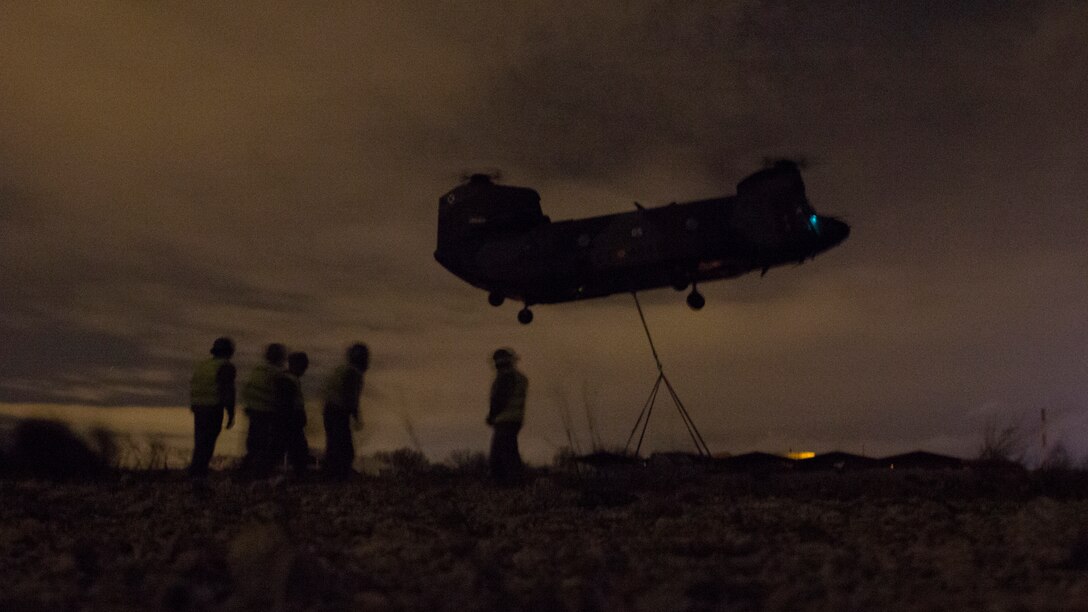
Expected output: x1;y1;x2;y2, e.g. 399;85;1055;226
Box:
271;351;313;474
241;343;287;473
486;347;528;485
188;337;237;478
322;343;368;477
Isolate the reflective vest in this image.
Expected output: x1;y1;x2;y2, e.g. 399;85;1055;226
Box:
491;370;528;424
242;363;279;412
323;365;361;410
190;358;228;407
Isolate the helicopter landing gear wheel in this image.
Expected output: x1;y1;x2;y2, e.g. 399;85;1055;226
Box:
670;273;689;292
488;292;504;307
686;288;705;310
517;307;534;325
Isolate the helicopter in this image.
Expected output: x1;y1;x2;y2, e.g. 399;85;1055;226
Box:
434;160;849;324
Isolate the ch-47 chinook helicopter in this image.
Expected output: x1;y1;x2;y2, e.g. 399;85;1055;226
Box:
434;160;849;324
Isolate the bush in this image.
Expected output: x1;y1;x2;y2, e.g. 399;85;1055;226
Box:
446;450;488;476
552;447;580;471
978;420;1025;465
3;419;107;480
373;448;431;476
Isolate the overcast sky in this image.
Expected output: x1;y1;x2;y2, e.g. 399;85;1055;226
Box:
2;1;1086;463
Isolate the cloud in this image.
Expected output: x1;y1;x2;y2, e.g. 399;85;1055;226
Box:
0;2;1085;461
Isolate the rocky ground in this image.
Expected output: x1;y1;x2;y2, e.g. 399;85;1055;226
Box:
3;464;1088;612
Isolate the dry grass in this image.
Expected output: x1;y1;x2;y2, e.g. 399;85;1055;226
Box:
3;464;1088;611
5;420;1088;610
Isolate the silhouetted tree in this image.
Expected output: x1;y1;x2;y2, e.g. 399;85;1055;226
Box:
978;419;1025;465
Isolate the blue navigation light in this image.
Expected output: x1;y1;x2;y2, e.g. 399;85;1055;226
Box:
809;214;819;232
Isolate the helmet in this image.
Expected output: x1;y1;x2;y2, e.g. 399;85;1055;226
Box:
265;343;287;365
492;348;517;365
210;337;235;358
287;351;309;374
347;343;369;369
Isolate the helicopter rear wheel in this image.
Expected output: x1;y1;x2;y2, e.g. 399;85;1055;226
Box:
686;288;705;310
517;307;534;324
488;292;505;307
670;273;690;292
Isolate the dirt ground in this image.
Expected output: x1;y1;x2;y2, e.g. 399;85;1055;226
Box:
3;465;1088;612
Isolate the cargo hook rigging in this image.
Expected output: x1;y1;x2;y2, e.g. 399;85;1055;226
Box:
624;292;712;458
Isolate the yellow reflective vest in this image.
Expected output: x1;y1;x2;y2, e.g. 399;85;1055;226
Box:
242;363;280;412
190;357;228;407
490;369;528;424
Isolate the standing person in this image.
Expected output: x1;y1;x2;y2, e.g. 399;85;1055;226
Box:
486;348;528;485
241;343;286;473
322;343;368;477
272;351;312;474
188;337;237;478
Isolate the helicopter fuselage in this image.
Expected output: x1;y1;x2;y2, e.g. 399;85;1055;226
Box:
434;163;849;319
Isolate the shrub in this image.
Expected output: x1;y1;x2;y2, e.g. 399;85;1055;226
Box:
5;419;107;480
374;448;431;476
447;450;488;476
978;420;1025;465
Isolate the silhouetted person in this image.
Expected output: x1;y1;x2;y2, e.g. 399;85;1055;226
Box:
486;348;528;485
241;342;286;473
188;337;236;478
271;351;312;473
322;343;368;477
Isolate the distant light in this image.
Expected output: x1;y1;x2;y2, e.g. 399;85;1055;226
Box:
808;214;819;232
786;451;815;460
